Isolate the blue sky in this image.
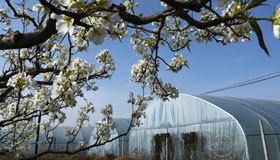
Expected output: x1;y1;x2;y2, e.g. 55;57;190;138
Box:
1;0;280;126
67;0;280;126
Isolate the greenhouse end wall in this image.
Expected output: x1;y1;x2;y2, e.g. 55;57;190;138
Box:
129;120;248;160
198;95;280;160
129;94;249;160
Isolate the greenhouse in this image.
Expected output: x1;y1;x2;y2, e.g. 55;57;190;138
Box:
129;94;280;160
87;118;131;156
29;125;93;155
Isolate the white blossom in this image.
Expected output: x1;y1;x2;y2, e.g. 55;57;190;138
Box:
66;128;76;137
168;54;188;73
160;2;168;7
94;104;114;141
32;3;44;11
103;12;122;32
0;9;10;25
273;24;280;40
76;141;85;149
86;26;107;45
273;4;280;40
54;0;71;6
50;13;74;35
7;72;34;89
70;57;94;78
32;87;50;110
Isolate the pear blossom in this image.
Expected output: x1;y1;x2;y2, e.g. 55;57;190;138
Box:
103;12;122;32
66;128;76;137
95;49;115;77
7;72;34;89
168;54;188;73
273;25;280;40
273;4;280;40
32;3;44;11
76;141;86;149
32;3;49;14
94;104;115;141
160;2;168;7
86;26;108;45
54;0;71;6
50;13;74;35
70;57;94;78
72;26;88;51
0;9;10;25
32;88;50;110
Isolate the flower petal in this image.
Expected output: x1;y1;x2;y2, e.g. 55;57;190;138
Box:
273;24;280;40
50;13;63;21
56;20;68;34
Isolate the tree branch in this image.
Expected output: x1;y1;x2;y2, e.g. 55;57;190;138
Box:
174;8;231;29
5;0;38;27
115;4;174;25
22;117;135;160
0;18;57;50
39;0;87;20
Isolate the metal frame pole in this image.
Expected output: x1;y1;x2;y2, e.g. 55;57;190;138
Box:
259;120;269;160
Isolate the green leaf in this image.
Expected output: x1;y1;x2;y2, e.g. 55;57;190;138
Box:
275;4;280;17
244;0;267;11
273;4;280;25
27;8;33;12
41;14;46;22
248;19;270;56
70;2;84;8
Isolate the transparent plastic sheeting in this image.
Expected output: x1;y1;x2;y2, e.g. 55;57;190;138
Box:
129;94;280;160
29;126;93;155
197;95;280;160
87;118;131;156
197;96;280;135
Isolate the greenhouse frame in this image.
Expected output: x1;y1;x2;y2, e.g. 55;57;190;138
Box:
87;118;131;156
129;94;280;160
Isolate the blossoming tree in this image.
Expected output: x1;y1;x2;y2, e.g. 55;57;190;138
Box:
0;0;279;159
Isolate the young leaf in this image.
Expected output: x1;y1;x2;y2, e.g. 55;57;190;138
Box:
248;19;269;56
69;2;84;9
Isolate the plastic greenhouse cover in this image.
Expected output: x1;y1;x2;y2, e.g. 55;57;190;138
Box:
80;126;94;143
129;94;280;160
197;95;280;135
134;94;280;135
52;126;69;143
134;94;235;130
